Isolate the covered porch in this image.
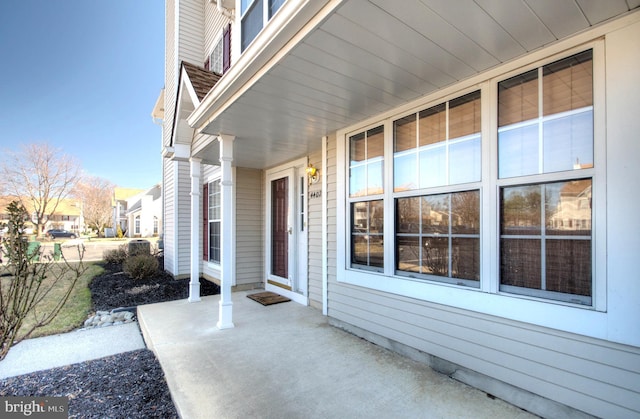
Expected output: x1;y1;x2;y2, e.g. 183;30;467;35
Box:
137;293;536;419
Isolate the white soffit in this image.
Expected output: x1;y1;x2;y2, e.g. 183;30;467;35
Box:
198;0;638;169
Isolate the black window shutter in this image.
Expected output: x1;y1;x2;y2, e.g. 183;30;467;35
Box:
203;183;209;261
223;23;231;73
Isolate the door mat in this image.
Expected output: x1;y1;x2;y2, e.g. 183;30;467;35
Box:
247;291;291;306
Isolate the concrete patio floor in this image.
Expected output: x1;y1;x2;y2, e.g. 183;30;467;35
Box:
138;292;536;419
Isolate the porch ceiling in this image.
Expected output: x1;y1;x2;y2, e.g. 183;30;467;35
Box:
197;0;638;169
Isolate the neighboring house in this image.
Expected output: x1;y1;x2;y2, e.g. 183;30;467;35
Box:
0;196;82;234
157;1;640;417
125;184;162;238
112;187;145;235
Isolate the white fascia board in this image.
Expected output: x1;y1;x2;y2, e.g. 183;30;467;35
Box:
187;0;341;131
181;67;202;107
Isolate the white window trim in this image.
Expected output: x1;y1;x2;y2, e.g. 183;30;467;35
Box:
210;33;224;75
207;177;222;266
337;39;607;339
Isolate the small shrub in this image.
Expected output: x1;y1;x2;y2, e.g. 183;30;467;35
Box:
116;224;125;239
103;244;128;264
123;254;159;280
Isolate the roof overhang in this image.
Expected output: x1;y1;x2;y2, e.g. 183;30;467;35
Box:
188;0;639;170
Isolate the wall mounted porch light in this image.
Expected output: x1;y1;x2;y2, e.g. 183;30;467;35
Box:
306;164;319;184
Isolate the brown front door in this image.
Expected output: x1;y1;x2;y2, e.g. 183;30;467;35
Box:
271;176;288;279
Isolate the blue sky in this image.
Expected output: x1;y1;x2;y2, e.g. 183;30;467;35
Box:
0;1;164;189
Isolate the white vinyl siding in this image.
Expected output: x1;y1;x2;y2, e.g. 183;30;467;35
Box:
329;18;640;419
235;167;263;287
175;161;192;277
178;0;205;65
328;286;640;419
163;159;175;274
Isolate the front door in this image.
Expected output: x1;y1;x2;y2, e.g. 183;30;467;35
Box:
266;159;308;305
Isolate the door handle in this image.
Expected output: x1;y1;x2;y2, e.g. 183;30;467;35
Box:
288;227;293;235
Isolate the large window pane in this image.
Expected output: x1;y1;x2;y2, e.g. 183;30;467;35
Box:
501;185;542;236
419;104;445;146
500;238;541;289
394;114;416;152
498;50;593;179
421;195;449;234
395;191;480;285
351;200;383;269
241;0;263;51
349;126;384;197
269;0;285;18
449;136;481;185
545;179;592;235
546;239;591;296
543;111;593;173
422;237;449;277
449;91;481;139
451;190;480;234
543;50;593;116
452;238;480;281
498;124;539;178
397;197;420;233
500;179;592;303
498;69;538;127
419;146;446;188
394;92;481;191
397;236;420;273
394;152;417;192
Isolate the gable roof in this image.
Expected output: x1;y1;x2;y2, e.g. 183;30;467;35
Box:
170;62;222;148
182;62;221;102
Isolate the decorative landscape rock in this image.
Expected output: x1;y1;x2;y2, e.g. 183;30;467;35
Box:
82;309;136;329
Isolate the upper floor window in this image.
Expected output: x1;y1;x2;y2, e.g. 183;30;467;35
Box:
207;24;232;75
241;0;286;52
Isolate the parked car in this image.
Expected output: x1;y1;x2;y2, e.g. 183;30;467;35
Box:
46;229;77;240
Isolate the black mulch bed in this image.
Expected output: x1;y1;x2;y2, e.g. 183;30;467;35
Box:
0;258;220;418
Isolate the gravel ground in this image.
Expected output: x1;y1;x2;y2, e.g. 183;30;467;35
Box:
0;258;220;418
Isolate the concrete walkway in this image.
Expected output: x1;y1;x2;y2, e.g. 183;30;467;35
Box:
138;292;536;419
0;322;146;379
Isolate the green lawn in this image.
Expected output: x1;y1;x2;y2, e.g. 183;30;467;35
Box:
17;262;104;339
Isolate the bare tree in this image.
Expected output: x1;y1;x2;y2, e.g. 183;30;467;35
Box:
0;143;82;237
76;176;115;237
0;202;86;361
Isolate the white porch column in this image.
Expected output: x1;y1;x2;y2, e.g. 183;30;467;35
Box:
188;157;202;303
217;134;235;329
